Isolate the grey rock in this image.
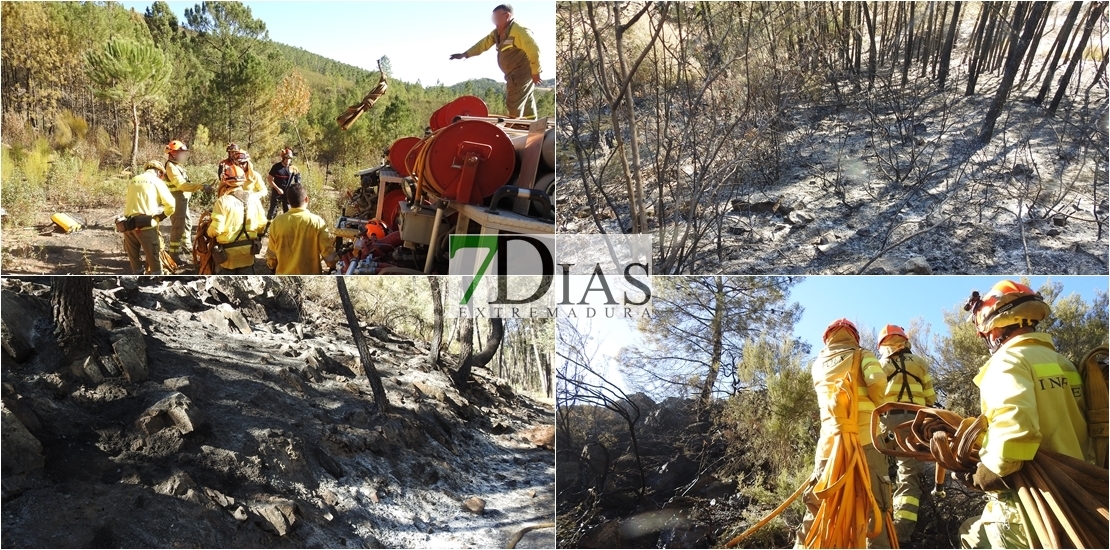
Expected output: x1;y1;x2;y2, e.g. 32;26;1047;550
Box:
1;404;44;498
786;210;815;226
111;326;148;383
198;309;229;331
136;392;199;435
900;256;933;275
463;496;486;514
163;376;192;395
1;322;33;363
154;470;198;497
72;356;106;384
314;446;344;479
251;496;297;536
204;487;236;508
1047;228;1061;237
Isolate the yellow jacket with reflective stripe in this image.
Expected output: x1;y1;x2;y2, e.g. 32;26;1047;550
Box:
244;165;267;199
265;207;331;275
124;170;176;224
166;161;203;193
812;328;888;457
974;332;1089;477
206;190;267;269
464;20;541;80
879;344;936;406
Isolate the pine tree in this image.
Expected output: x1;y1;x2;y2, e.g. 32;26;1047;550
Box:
85;37;172;171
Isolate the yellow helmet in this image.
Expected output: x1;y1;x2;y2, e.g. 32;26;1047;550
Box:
143;160;166;175
964;280;1050;336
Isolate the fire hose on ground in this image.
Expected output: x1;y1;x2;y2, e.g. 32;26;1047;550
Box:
869;402;1109;549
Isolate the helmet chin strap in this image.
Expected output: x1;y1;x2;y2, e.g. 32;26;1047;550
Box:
983;323;1033;354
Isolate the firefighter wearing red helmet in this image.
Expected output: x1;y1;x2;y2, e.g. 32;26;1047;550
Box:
797;318;892;548
875;324;936;543
958;281;1090;548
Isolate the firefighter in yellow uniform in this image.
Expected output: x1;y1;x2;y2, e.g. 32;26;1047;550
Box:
235;149;268;200
163;140;203;264
875;324;936;543
959;280;1090;548
207;164;267;274
798;318;893;548
266;182;333;275
451;4;542;119
122;161;176;275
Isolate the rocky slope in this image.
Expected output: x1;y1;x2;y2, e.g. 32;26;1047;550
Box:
1;276;555;548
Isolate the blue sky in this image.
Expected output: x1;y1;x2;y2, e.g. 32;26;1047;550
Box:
120;1;555;86
573;276;1108;392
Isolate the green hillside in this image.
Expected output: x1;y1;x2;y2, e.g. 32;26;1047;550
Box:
0;0;552;228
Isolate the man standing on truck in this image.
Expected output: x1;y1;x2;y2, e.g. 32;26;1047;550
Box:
450;4;542;119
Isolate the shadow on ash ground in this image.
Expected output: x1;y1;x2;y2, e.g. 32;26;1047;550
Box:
559;76;1108;275
1;277;555;548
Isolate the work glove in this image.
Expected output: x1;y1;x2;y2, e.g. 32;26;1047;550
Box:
202;184;215;195
972;462;1011;492
449;53;465;60
956;463;1010;492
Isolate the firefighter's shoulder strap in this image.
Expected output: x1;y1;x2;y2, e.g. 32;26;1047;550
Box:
885;350;924;403
230;190;253;244
1078;345;1109;469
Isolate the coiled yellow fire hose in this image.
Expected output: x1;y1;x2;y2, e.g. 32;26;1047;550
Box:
871;403;1108;548
726;370;896;548
806;370;893;548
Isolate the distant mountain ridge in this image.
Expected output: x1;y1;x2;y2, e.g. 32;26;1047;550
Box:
273;42;554;92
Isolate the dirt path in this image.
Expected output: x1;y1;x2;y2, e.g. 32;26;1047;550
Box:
2;207;274;275
1;277;554;548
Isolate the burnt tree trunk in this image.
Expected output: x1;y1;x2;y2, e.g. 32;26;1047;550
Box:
336;277;389;412
980;2;1047;143
428;276;444;365
453;317;504;389
901;1;916;86
862;2;878;88
1048;2;1107;115
51;277;95;356
1034;2;1084;102
1018;2;1051;85
938;2;962;90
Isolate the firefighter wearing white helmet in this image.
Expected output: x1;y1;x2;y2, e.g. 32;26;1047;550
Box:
958;280;1090;548
875;324;935;543
163;140;203;264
